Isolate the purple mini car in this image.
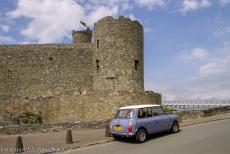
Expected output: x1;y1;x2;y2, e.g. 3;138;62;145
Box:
110;104;179;143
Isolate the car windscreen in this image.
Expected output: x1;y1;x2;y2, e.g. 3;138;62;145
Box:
115;109;134;119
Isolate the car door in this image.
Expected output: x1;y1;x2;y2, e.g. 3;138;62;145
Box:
136;107;157;134
152;106;172;132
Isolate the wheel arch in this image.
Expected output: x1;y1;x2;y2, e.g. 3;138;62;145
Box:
135;127;148;135
173;120;179;124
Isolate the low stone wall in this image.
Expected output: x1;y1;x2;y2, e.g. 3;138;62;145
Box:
0;120;110;135
175;106;230;122
203;106;230;117
1;106;229;135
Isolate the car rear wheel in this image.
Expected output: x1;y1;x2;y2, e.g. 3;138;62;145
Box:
171;121;179;133
135;129;148;143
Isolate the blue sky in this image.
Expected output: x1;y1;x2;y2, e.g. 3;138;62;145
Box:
0;0;230;100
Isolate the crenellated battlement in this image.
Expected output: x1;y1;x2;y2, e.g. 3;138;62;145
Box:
94;16;142;28
72;29;92;45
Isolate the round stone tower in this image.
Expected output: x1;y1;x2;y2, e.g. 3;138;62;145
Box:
72;30;92;45
92;16;144;92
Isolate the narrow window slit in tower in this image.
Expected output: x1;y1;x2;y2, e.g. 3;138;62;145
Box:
97;40;99;49
135;60;139;71
96;59;100;70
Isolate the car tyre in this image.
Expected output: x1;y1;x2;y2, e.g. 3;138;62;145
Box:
135;129;148;143
171;121;179;133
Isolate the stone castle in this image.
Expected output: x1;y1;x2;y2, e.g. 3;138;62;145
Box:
0;16;160;124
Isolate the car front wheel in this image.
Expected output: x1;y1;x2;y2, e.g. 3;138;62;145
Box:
171;121;179;133
135;129;148;143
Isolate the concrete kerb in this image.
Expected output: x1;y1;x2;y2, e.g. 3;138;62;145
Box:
42;139;113;154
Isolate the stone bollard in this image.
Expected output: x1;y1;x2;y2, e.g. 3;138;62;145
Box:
66;130;73;144
105;123;111;137
15;136;24;153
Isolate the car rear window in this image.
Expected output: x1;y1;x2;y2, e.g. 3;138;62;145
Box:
115;109;134;119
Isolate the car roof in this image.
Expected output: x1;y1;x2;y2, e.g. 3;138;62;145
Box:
119;104;161;110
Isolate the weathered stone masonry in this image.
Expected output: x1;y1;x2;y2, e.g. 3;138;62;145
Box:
0;16;161;124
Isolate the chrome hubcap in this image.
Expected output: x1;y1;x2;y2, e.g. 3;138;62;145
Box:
139;131;146;142
173;124;178;132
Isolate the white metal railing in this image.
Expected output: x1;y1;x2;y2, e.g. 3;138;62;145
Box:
162;100;230;109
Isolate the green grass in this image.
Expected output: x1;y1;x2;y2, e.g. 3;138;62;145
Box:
163;108;177;113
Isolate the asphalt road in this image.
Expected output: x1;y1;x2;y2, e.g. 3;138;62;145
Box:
62;119;230;154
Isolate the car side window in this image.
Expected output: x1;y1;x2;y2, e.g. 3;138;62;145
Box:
152;106;164;116
138;107;152;118
146;107;153;117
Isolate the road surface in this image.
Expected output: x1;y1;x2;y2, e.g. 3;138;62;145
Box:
61;119;230;154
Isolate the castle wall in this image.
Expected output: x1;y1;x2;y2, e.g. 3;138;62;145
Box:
0;44;93;99
92;16;144;93
2;91;161;123
72;30;92;45
0;16;161;124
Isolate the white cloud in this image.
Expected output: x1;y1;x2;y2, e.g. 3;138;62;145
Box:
199;63;225;77
6;0;133;43
200;0;211;7
128;14;138;21
0;25;10;32
0;35;15;44
144;27;153;33
87;0;132;12
190;48;208;60
134;0;167;9
84;0;132;25
214;26;230;38
179;48;208;61
85;6;119;26
181;0;199;12
199;45;230;77
151;44;230;100
180;0;211;14
8;0;85;43
219;0;230;6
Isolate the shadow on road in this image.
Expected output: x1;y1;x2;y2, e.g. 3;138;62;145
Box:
114;129;182;144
